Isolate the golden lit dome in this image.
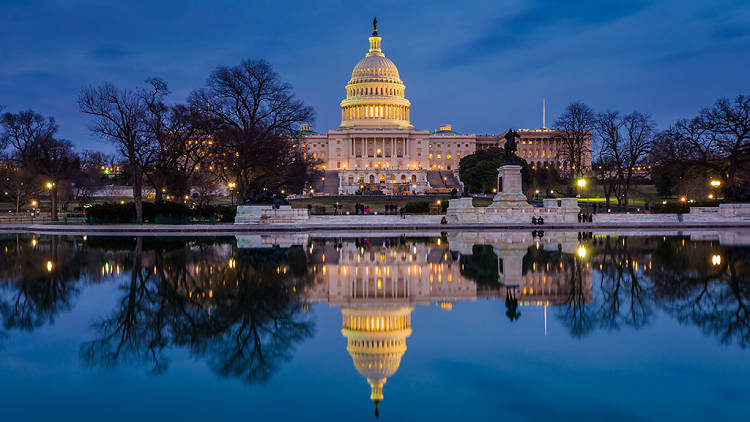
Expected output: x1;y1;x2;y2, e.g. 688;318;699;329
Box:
341;305;413;418
340;18;412;129
350;55;402;83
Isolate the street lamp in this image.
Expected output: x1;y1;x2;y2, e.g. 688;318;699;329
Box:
709;179;721;200
228;182;236;205
45;181;56;221
711;254;721;266
577;178;586;188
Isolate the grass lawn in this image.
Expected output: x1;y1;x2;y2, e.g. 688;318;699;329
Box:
289;196;451;214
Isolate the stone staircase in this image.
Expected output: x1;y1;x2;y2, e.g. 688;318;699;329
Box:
311;171;340;194
426;170;462;189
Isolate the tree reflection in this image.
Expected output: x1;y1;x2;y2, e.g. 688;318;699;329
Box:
650;240;750;348
80;237;169;374
557;252;596;338
555;235;750;348
0;235;85;332
81;238;314;384
595;236;653;331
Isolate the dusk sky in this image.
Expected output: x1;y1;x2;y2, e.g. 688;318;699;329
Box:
1;0;748;152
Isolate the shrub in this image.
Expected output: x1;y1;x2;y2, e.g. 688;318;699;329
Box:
404;200;430;214
652;200;720;214
215;205;236;222
86;201;237;223
86;202;136;223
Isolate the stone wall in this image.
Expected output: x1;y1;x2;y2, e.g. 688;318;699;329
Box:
235;205;311;224
593;213;681;223
235;205;272;224
446;197;580;224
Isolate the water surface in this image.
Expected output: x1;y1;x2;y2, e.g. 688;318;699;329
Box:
1;231;749;421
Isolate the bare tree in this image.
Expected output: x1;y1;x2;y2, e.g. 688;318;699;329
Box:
594;110;625;206
0;158;41;213
661;95;750;199
1;110;79;219
189;59;315;195
554;102;594;178
73;151;114;208
699;95;750;195
28;137;78;220
78;83;150;223
620;111;654;206
595;110;654;206
141;78;209;201
0;110;57;164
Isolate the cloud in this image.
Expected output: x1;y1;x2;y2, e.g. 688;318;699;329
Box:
440;0;652;66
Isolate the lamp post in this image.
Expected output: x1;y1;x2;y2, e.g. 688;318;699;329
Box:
228;182;236;205
576;178;586;197
709;179;721;200
46;181;57;221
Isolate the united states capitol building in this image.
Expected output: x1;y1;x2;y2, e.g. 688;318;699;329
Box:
303;19;590;195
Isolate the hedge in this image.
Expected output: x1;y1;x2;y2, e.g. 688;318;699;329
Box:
403;200;449;214
86;202;237;223
652;200;720;214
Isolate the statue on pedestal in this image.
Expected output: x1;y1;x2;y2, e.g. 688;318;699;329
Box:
503;129;523;164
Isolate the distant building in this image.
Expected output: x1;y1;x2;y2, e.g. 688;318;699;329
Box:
477;128;592;172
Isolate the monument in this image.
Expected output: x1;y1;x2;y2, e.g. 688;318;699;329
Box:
446;164;580;223
490;164;532;209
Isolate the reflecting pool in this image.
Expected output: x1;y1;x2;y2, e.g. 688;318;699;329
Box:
1;231;749;421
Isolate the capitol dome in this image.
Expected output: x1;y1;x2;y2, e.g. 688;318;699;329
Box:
340;18;413;129
341;305;413;418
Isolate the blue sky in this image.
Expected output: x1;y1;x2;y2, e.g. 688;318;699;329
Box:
0;0;748;152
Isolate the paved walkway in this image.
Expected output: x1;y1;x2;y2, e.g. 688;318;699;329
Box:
0;220;749;235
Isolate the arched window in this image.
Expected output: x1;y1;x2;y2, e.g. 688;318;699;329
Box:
369;175;375;183
379;174;386;182
401;175;407;183
411;175;417;184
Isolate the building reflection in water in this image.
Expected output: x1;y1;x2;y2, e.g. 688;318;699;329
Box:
288;230;593;417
